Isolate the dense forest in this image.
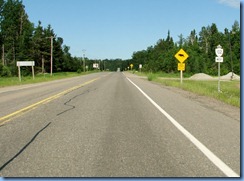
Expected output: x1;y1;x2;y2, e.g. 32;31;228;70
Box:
0;0;240;77
130;22;240;76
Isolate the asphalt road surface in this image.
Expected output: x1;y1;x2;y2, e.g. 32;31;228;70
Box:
0;72;240;177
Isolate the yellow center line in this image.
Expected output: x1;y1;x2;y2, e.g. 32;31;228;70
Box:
0;77;100;125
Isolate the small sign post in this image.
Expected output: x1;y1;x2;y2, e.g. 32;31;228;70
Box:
139;64;142;73
16;61;35;82
175;49;189;84
93;63;99;69
215;45;224;93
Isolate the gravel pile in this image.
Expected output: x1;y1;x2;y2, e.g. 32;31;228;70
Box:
189;72;240;81
189;73;214;80
221;72;240;80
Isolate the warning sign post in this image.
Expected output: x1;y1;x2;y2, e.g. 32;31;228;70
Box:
175;49;189;84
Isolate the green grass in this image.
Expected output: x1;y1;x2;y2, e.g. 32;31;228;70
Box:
135;71;192;78
147;73;157;81
136;72;240;107
0;71;95;87
155;78;240;107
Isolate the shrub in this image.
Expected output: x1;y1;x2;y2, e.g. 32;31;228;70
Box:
77;69;82;74
0;66;12;77
147;73;156;81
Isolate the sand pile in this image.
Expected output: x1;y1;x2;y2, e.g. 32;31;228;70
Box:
189;72;240;80
189;73;214;80
221;72;240;80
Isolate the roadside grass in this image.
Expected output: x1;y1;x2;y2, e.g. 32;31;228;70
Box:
0;71;95;87
136;72;240;107
147;73;157;81
134;71;192;81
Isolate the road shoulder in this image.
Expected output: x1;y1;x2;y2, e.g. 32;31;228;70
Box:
124;72;240;122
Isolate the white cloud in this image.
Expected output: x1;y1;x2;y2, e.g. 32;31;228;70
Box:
217;0;240;8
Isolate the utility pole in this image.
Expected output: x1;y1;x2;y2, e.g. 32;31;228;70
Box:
2;44;4;65
82;49;86;72
50;36;54;76
228;31;235;80
46;36;54;76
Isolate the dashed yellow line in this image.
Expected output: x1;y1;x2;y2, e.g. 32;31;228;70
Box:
0;77;100;125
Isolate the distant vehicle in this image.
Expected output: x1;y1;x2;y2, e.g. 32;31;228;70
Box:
117;68;120;72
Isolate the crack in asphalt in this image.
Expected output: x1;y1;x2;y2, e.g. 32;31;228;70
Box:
56;88;97;116
0;88;97;174
0;122;51;173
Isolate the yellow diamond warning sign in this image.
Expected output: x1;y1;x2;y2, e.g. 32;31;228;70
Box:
178;63;185;71
175;49;189;63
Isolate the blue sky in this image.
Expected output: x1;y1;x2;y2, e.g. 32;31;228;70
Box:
22;0;240;60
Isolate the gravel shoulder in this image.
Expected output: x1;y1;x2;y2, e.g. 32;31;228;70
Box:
159;85;240;122
128;72;240;122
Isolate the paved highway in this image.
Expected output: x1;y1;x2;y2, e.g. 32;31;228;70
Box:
0;72;240;177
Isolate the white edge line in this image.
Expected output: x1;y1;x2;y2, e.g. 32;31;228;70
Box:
126;76;239;177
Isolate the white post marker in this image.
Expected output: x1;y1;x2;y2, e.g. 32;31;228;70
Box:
215;45;224;93
18;65;21;82
139;64;142;73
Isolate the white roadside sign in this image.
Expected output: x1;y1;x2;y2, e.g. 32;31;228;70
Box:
215;57;223;63
17;61;35;66
93;63;99;69
215;45;223;57
215;45;223;93
16;61;35;82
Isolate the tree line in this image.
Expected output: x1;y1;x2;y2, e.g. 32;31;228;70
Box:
0;0;130;76
128;21;240;76
0;0;240;77
0;0;83;76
